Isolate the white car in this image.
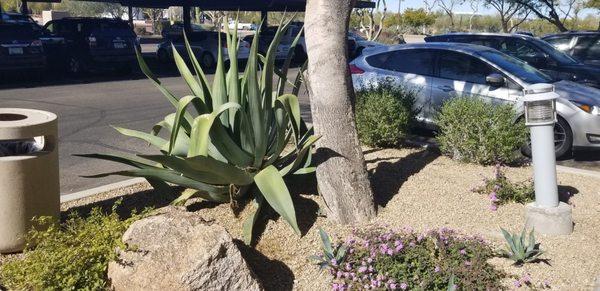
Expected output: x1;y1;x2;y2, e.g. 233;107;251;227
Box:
227;20;257;31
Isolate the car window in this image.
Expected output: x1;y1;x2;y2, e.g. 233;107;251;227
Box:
545;37;573;51
0;24;37;40
574;36;600;59
497;39;540;60
366;49;434;76
477;49;554;84
437;51;496;85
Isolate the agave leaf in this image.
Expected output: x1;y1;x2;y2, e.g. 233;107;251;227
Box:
279;135;320;176
293;167;316;175
526;229;535;254
170;95;208;154
336;245;347;262
172;44;205;99
447;274;457;291
135;49;195;126
292;60;308;96
172;188;200;205
113;126;168;149
183;33;212;108
84;168;229;199
188;102;241;157
277;94;301;141
501;228;517;254
254;165;300;235
277;25;304;96
75;153;157;169
261;15;293;112
146;178;173;196
226;17;241;128
319;228;333;256
242;195;264;245
212;30;229;127
245;22;266;168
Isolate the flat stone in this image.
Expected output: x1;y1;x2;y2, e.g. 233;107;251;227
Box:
108;207;263;291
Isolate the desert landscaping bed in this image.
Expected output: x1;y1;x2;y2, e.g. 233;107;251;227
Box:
3;147;599;290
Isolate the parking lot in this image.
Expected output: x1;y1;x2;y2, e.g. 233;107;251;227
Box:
1;50;598;194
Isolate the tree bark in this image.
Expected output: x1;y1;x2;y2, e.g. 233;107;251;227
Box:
304;0;377;224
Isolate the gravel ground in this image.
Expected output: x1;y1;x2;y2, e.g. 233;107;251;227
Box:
2;147;599;290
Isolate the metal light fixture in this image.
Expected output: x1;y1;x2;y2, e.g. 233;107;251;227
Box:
523;83;573;235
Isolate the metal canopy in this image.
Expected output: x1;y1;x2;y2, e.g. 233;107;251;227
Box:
26;0;375;11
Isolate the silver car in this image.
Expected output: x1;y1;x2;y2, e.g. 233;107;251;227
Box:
351;43;600;158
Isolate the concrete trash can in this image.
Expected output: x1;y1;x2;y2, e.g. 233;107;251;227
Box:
0;108;59;253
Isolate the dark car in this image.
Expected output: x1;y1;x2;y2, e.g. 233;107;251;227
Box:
43;18;139;75
425;33;600;88
0;23;46;76
542;31;600;67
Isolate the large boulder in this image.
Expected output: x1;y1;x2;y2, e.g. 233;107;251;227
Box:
108;207;263;291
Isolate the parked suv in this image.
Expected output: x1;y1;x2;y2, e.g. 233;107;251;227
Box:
43;18;139;75
0;23;46;75
425;33;600;88
351;43;600;158
542;31;600;67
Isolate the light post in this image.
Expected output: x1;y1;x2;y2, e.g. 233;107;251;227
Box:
523;83;573;235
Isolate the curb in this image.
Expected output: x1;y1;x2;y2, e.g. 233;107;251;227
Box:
60;178;146;203
556;165;600;179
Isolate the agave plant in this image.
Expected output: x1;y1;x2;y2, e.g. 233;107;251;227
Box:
311;228;347;271
499;228;544;265
79;17;316;244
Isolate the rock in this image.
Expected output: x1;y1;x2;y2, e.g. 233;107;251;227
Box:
108;207;263;291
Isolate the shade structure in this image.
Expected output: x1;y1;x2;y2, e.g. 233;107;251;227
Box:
25;0;376;10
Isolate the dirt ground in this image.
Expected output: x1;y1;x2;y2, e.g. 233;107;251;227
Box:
4;147;599;290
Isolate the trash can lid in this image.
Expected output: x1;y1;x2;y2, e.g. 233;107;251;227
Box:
0;108;57;140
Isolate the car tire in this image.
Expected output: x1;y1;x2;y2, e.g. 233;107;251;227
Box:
521;116;573;159
68;56;85;75
200;52;216;69
157;48;170;63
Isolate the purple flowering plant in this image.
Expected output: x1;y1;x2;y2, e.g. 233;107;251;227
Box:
314;227;505;290
473;164;534;211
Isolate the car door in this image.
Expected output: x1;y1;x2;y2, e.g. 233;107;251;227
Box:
430;50;513;115
572;35;600;66
365;49;435;125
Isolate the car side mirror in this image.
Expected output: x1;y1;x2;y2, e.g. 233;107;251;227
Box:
486;73;505;87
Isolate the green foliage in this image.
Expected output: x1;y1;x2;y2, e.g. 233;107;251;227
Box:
0;203;144;290
473;164;534;209
500;228;544;265
81;16;315;245
311;228;348;271
319;227;505;290
355;82;418;148
436;97;527;165
403;8;437;28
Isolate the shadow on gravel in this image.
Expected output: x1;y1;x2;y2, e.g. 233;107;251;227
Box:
367;148;440;207
234;239;295;291
62;187;179;222
558;185;579;203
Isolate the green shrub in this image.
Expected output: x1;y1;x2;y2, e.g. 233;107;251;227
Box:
436;97;527;165
473;164;534;211
0;203;144;290
80;17;315;245
355;82;418;147
315;227;505;290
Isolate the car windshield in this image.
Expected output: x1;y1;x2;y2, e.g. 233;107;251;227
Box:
86;21;134;37
478;49;555;84
531;38;579;65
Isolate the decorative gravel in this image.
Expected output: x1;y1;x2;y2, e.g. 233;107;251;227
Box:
2;147;599;290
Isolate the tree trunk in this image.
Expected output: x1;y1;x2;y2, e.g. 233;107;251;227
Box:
304;0;377;224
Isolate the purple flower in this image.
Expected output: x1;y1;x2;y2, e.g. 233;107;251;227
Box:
489;192;499;202
489;204;498;211
434;266;440;273
513;280;522;288
390;283;397;289
358;266;368;273
464;261;472;266
460;249;467;255
331;259;338;266
400;282;408;290
521;274;531;283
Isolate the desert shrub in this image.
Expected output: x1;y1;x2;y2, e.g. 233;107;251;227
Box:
473;164;534;211
355;82;418;148
0;203;144;290
436;97;527;165
315;227;505;290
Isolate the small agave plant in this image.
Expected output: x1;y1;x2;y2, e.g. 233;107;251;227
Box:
79;17;316;244
311;228;347;270
499;228;544;265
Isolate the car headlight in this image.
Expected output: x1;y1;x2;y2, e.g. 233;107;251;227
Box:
570;100;600;115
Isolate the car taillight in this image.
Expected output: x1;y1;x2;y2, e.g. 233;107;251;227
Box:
349;64;365;75
88;36;97;47
30;40;42;47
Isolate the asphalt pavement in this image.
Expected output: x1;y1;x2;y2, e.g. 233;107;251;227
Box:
0;51;597;194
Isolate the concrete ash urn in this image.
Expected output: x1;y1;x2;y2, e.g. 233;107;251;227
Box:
0;108;59;253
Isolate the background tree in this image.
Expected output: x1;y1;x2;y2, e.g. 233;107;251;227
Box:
1;0;51;13
436;0;466;29
142;8;164;34
469;0;481;31
403;8;436;33
510;0;571;31
355;0;388;41
586;0;600;28
484;0;529;32
304;0;377;224
56;0;125;18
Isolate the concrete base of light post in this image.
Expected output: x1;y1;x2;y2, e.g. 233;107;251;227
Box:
525;202;573;235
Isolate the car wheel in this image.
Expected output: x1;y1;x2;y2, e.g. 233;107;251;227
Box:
521;116;573;159
157;48;170;63
200;53;216;69
68;56;85;75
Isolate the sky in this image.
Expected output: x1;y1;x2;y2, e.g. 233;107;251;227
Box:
383;0;597;17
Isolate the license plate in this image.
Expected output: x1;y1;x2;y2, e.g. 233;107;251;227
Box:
114;42;126;49
8;47;23;55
